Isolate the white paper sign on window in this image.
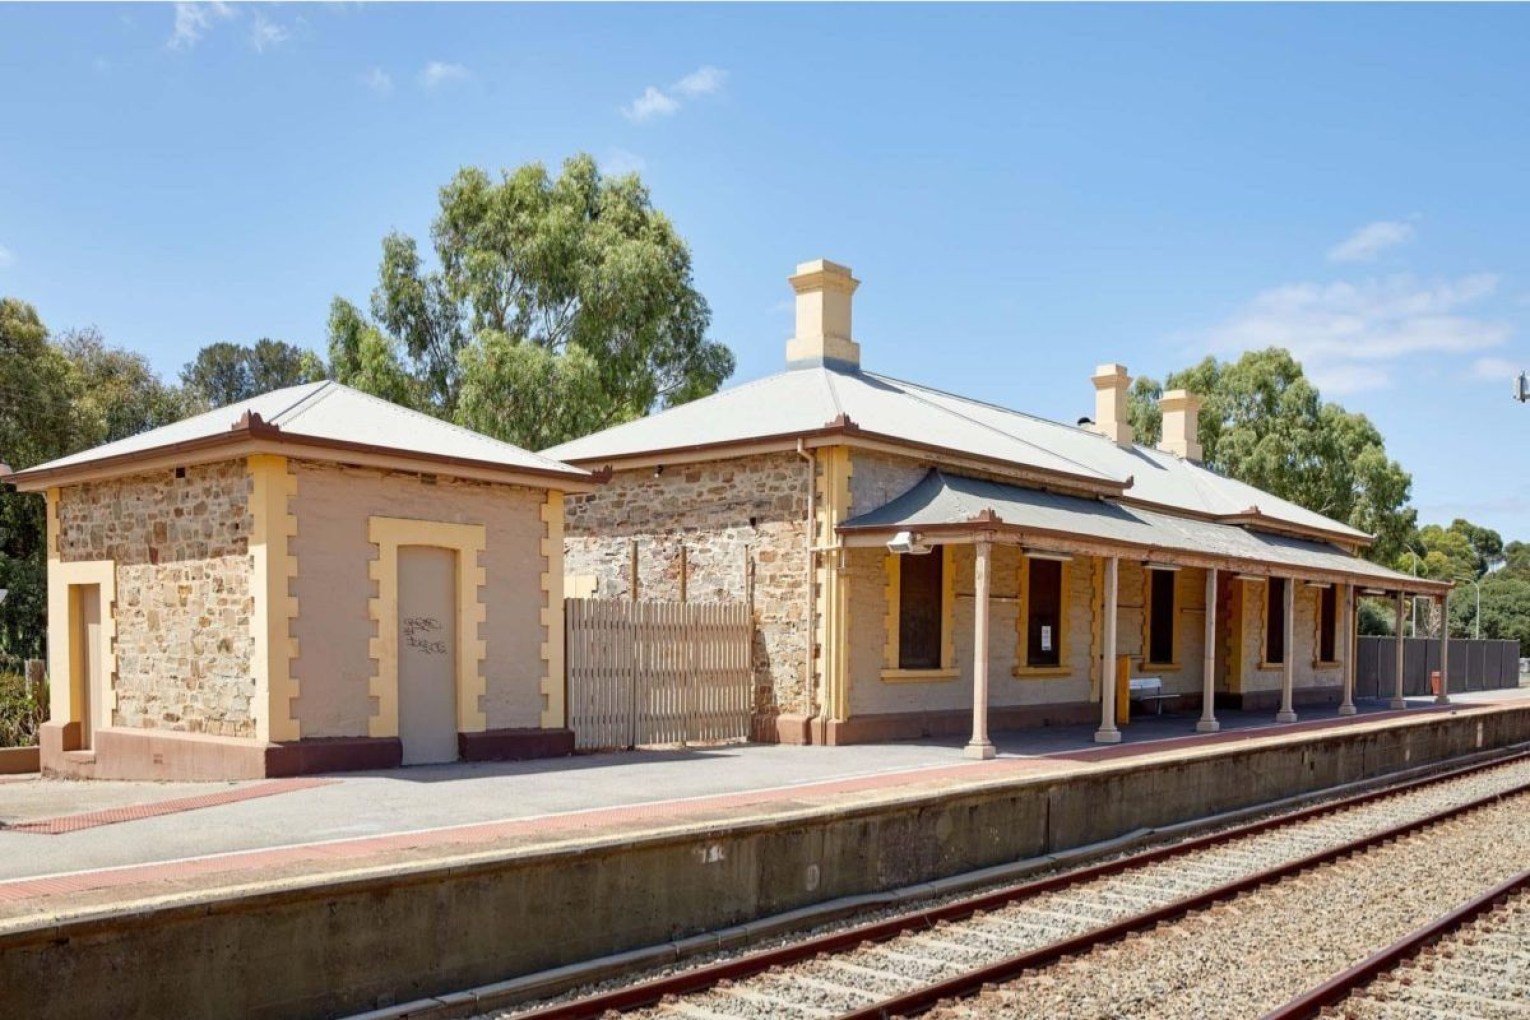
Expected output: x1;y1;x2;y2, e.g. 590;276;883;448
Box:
1041;625;1052;652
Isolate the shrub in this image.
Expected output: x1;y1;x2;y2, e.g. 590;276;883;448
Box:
0;671;46;747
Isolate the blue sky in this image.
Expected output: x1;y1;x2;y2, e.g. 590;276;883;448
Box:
2;4;1528;539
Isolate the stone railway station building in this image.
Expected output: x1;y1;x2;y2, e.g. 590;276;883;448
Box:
1;258;1454;779
547;259;1451;753
3;382;592;780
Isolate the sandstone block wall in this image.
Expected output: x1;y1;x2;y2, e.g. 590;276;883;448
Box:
56;461;255;737
562;452;811;718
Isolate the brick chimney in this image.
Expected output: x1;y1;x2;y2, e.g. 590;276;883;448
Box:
1089;363;1134;448
1157;389;1203;462
785;259;861;371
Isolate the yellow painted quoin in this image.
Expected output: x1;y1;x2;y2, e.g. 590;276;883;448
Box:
45;485;118;737
367;516;488;739
815;446;853;719
247;454;300;743
539;492;566;729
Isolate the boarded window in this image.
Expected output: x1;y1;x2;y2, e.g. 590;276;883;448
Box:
1026;559;1064;668
1318;585;1338;662
1266;577;1287;665
898;551;943;670
1148;569;1176;664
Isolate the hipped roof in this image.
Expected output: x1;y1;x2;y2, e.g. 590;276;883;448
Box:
543;364;1371;545
4;381;591;490
840;470;1445;595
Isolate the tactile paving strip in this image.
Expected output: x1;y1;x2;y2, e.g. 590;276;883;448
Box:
5;777;336;835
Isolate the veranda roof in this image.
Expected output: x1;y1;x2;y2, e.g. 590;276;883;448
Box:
839;470;1447;595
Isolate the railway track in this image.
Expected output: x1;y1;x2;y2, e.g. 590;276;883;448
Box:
493;751;1530;1020
1263;869;1530;1020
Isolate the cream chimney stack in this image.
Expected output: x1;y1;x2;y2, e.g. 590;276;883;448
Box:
785;259;861;371
1157;389;1203;462
1089;363;1134;448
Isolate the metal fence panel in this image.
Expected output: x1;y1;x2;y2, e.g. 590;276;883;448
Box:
1355;636;1522;694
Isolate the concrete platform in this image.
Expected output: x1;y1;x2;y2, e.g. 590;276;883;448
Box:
1;689;1527;1020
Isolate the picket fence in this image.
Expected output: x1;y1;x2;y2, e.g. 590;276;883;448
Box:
566;599;753;750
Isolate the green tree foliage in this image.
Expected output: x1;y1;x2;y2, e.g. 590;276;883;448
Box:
0;304;197;658
1127;348;1415;562
62;328;190;445
0;299;75;658
181;338;326;409
329;154;734;449
1399;518;1504;583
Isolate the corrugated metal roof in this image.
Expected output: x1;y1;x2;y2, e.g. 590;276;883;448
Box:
14;380;587;481
543;364;1369;541
840;470;1432;590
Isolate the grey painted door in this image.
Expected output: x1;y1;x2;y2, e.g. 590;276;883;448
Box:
397;546;459;766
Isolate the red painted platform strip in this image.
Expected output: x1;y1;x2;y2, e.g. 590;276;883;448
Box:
0;702;1503;908
4;778;337;835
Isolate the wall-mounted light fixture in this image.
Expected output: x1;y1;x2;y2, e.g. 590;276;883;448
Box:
1025;549;1073;563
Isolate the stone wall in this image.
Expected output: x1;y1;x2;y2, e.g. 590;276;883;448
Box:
562;452;811;718
56;461;254;737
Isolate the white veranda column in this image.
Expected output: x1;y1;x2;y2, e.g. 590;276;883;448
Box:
1436;593;1451;706
1389;592;1408;709
965;540;996;760
1197;569;1219;733
1095;555;1122;744
1276;577;1298;723
1338;582;1358;716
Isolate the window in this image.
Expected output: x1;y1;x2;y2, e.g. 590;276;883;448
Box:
1147;568;1177;665
1318;585;1338;663
1265;577;1287;665
897;551;944;670
1023;558;1065;669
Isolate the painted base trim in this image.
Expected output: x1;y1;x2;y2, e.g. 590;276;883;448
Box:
266;737;402;777
458;728;574;762
823;702;1099;745
1217;687;1343;713
41;726;405;781
0;746;40;775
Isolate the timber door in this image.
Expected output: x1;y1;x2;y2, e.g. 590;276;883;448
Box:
397;546;459;765
72;584;104;749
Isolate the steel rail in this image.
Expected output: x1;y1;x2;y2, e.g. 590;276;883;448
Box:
511;749;1530;1020
1258;867;1530;1020
834;782;1530;1020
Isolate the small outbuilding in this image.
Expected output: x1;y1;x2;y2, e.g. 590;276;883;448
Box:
3;381;593;780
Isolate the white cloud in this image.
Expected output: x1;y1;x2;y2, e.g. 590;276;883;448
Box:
360;67;394;95
1328;220;1416;264
168;1;233;50
419;61;469;89
623;86;679;122
0;244;14;269
249;12;289;53
672;65;726;98
1470;356;1523;381
1204;273;1511;395
622;65;727;123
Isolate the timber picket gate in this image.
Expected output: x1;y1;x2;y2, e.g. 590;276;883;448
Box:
566;599;753;750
